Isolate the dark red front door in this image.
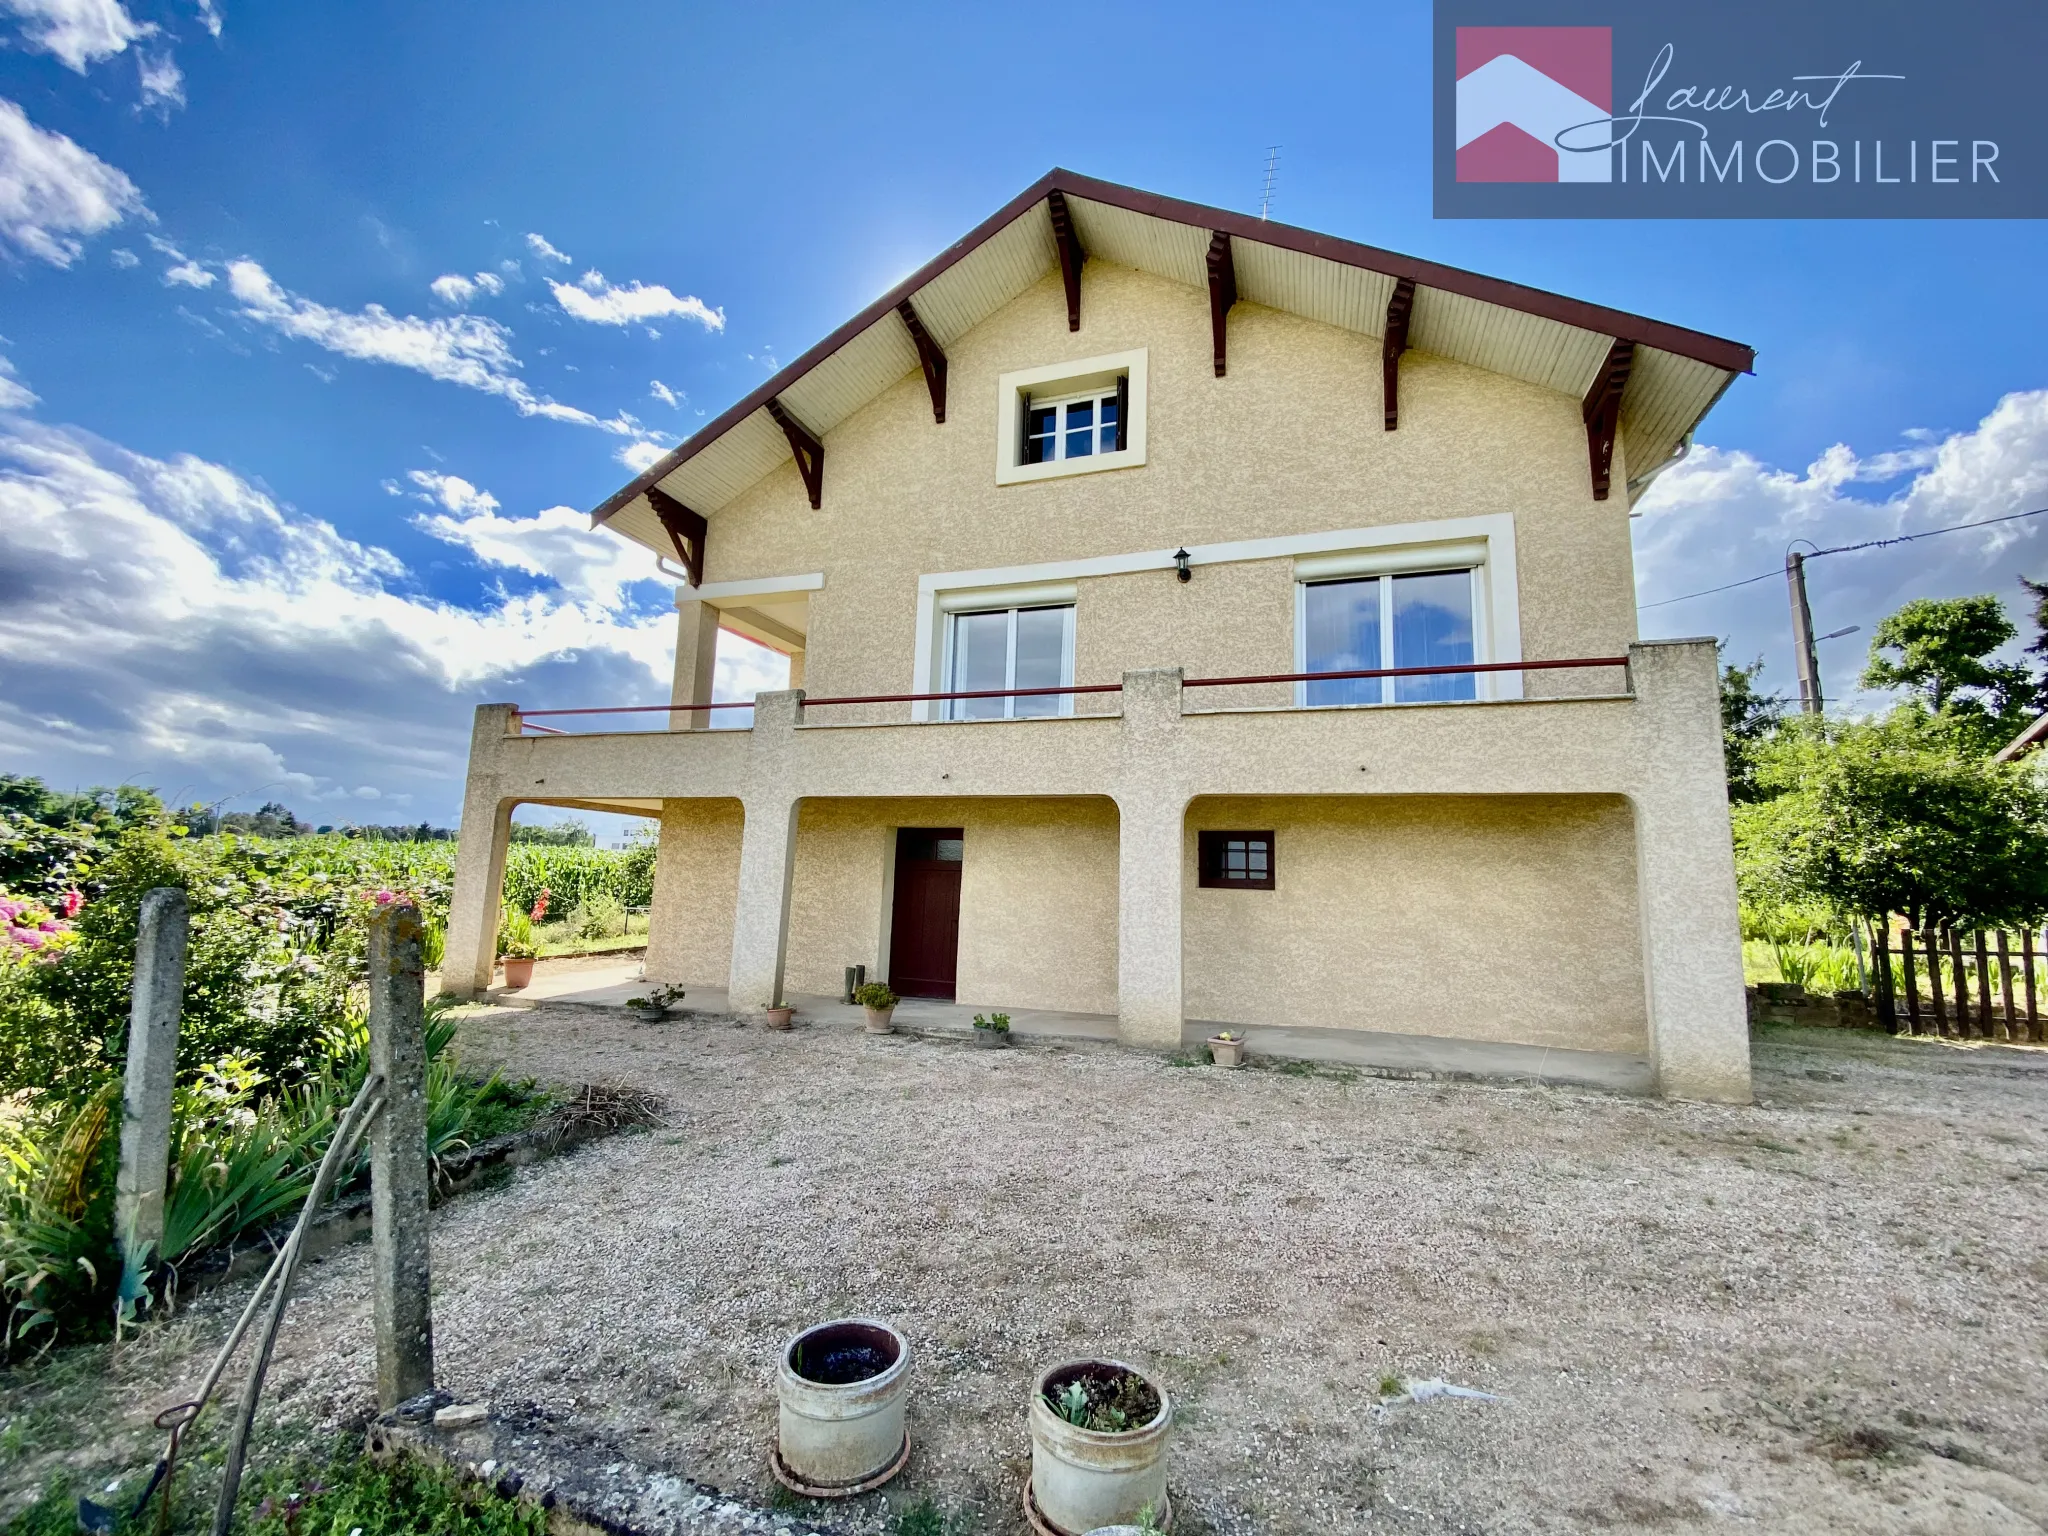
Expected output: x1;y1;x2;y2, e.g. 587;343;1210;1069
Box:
888;828;963;998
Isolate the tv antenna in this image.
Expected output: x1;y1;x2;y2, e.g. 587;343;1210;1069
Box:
1259;146;1282;220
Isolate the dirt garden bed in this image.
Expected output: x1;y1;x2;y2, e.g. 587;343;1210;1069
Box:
6;1013;2048;1533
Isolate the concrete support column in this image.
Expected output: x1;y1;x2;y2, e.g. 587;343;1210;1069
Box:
1627;640;1751;1103
115;887;187;1267
367;901;435;1409
671;597;722;730
444;704;518;999
1116;669;1188;1049
727;688;804;1012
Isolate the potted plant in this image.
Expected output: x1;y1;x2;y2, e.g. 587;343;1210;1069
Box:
1206;1030;1244;1068
497;903;539;989
1027;1359;1172;1536
626;982;687;1019
972;1011;1012;1049
763;1003;795;1030
772;1318;912;1497
855;981;898;1034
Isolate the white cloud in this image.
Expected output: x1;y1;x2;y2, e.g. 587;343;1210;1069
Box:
0;353;36;410
109;244;136;266
1636;388;2048;713
0;0;147;71
428;269;503;307
0;96;148;266
524;231;571;264
551;268;724;330
136;48;182;110
0;415;677;821
649;379;679;408
163;259;210;287
225;257;640;434
194;0;219;38
407;468;659;609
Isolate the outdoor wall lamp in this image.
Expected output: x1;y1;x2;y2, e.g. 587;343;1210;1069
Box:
1173;547;1191;582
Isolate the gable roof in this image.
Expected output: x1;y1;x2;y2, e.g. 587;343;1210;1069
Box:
592;168;1755;558
1995;709;2048;763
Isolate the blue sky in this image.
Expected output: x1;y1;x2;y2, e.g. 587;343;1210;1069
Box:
1;1;2044;831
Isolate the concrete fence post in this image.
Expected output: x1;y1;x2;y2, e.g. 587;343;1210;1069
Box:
728;688;804;1013
366;900;435;1408
445;703;520;999
115;887;187;1269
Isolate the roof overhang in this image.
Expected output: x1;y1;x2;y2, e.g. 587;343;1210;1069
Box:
593;169;1756;558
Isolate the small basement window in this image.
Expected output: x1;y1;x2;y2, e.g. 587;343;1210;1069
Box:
1198;830;1275;890
995;349;1147;486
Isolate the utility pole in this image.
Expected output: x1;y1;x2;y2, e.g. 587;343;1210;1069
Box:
1786;550;1822;714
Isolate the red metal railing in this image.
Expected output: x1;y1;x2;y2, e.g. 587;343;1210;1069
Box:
509;655;1630;733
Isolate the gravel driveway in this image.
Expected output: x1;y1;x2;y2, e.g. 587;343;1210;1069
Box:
10;1011;2048;1534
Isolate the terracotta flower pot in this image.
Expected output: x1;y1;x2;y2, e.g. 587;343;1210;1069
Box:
1206;1035;1244;1068
863;1005;895;1034
500;957;535;989
764;1005;795;1031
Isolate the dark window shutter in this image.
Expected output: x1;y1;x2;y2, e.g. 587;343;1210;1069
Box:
1115;374;1129;451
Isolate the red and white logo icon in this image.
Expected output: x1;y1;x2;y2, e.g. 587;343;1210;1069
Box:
1455;26;1613;182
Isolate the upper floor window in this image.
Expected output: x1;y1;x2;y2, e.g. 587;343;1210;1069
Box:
946;603;1075;720
995;349;1148;486
1023;388;1122;463
1300;569;1477;706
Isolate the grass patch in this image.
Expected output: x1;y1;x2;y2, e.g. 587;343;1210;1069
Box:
4;1436;546;1536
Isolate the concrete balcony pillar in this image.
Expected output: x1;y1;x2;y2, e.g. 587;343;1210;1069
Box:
1626;640;1751;1103
444;704;519;999
670;598;722;730
1116;668;1189;1049
727;689;804;1012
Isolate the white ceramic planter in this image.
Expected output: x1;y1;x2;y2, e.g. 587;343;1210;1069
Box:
774;1318;910;1493
863;1005;895;1034
1028;1359;1172;1535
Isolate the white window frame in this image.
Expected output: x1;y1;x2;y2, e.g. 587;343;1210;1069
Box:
995;349;1147;486
940;596;1077;721
1022;385;1123;466
1293;565;1489;708
908;515;1522;720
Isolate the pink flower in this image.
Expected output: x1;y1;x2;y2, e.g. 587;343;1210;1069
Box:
9;927;42;949
372;889;397;906
60;890;83;918
530;887;551;923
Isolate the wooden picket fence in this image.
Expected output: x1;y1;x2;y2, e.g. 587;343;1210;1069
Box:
1871;921;2045;1041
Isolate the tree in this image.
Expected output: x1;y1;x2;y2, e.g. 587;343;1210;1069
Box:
1861;595;2032;717
2023;574;2048;710
1718;651;1786;804
1734;712;2048;935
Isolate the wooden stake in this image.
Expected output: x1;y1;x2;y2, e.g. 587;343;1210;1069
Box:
1998;931;2017;1043
2028;928;2042;1043
1873;918;1897;1033
1974;930;1996;1040
1925;925;1948;1035
1900;920;1922;1034
1946;927;1972;1037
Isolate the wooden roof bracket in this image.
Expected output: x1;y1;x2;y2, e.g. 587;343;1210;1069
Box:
1206;231;1237;377
645;485;707;588
1048;190;1083;331
1581;339;1635;501
896;299;948;424
766;397;825;509
1382;277;1415;430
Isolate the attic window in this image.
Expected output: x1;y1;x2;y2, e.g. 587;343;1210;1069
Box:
996;349;1147;486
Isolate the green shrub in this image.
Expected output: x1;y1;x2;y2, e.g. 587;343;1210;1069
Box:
855;982;898;1010
567;892;628;940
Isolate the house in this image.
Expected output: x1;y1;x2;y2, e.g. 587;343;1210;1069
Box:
443;170;1757;1103
1995;709;2048;772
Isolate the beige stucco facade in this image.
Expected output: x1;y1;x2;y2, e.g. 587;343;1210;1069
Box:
445;245;1751;1103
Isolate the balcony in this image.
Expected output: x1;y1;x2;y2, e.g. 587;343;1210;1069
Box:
444;640;1750;1102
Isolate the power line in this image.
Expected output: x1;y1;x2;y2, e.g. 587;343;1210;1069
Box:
1637;504;2048;610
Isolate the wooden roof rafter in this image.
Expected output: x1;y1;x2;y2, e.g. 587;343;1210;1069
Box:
766;397;824;509
896;299;948;424
1206;231;1236;377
